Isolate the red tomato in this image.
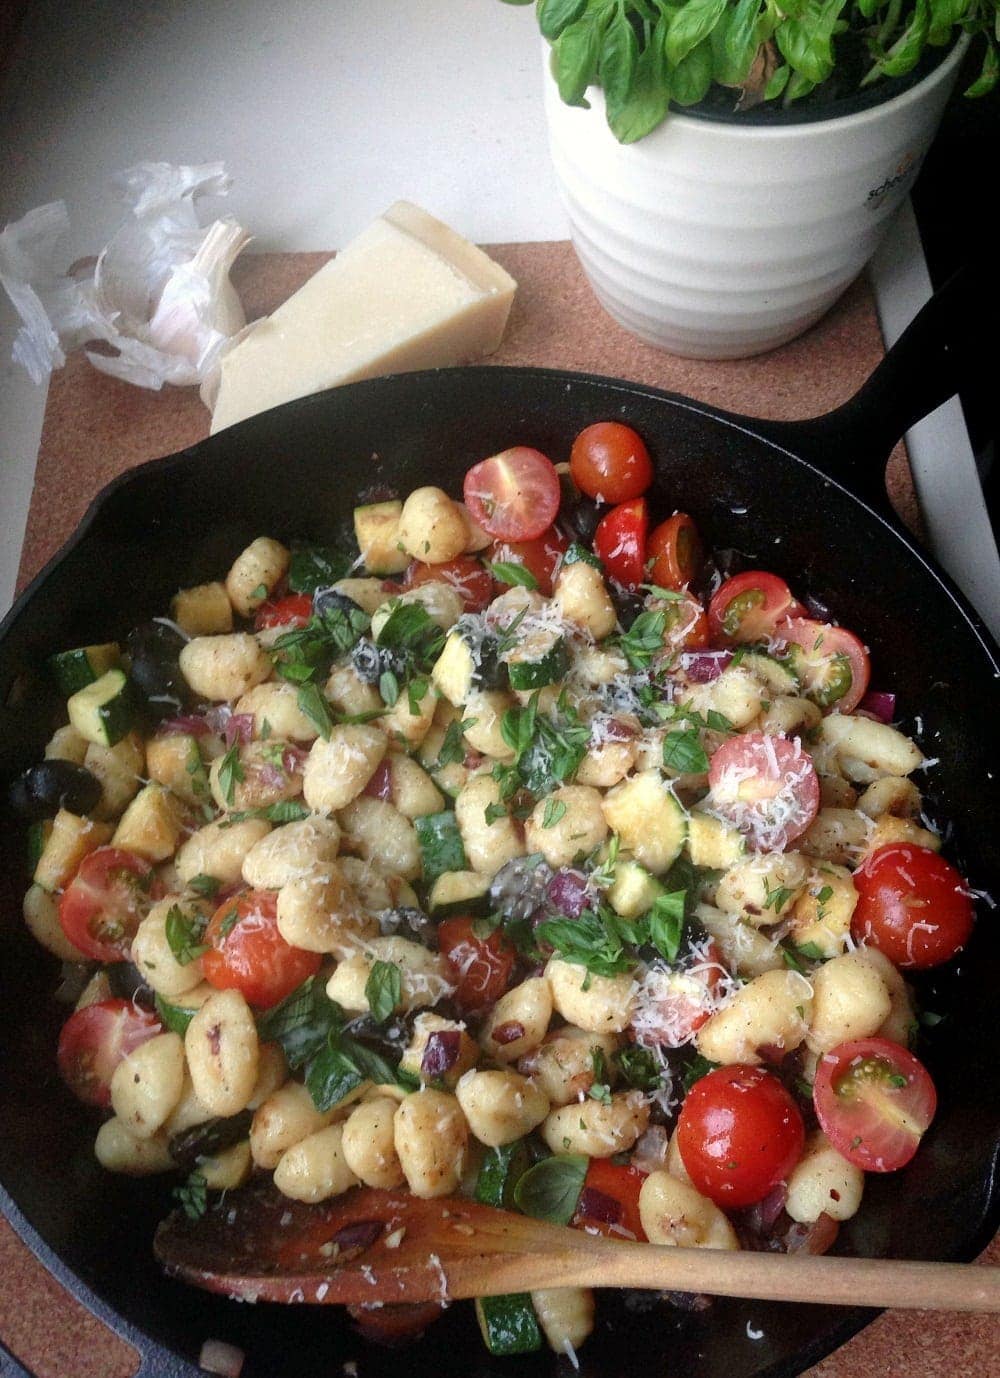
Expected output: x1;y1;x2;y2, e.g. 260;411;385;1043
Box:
631;940;727;1048
569;422;654;504
813;1036;937;1172
437;916;515;1012
488;526;568;597
57;999;161;1108
660;590;711;653
463;447;561;541
677;1065;805;1208
348;1301;446;1344
59;847;162;963
852;844;974;969
202;890;321;1009
708;731;819;851
572;1159;648;1241
593;498;648;590
405;556;494;612
708;571;797;645
774;616;871;714
647;513;703;590
254;593;313;630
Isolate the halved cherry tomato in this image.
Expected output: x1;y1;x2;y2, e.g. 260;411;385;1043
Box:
659;590;711;653
463;447;561;542
254;593;313;630
488;526;568;597
631;939;726;1048
58;847;162;963
677;1064;805;1208
593;497;648;590
405;556;494;612
572;1159;648;1241
708;731;819;851
647;513;703;590
437;916;515;1013
202;890;321;1009
348;1301;446;1345
57;999;161;1108
708;571;796;645
569;422;653;504
852;844;974;969
813;1036;937;1172
773;616;871;715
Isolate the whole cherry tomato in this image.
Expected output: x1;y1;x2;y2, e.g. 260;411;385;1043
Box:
202;890;321;1009
593;498;648;589
852;843;974;968
570;422;654;504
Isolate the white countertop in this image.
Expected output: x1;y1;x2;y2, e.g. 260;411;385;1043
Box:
2;0;997;634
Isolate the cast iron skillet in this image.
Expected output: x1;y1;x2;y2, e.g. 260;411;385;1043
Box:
1;271;998;1378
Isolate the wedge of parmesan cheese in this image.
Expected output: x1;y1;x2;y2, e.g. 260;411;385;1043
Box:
208;201;516;433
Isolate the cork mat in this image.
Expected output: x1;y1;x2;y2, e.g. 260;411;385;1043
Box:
5;241;997;1378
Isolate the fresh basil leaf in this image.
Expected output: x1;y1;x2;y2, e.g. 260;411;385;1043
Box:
615;1043;663;1091
616;609;666;670
487;560;539;590
188;873;221;900
164;904;209;966
513;1154;588;1224
306;1039;367;1113
365;960;402;1024
172;1171;208;1220
154;993;198;1036
379;670;400;706
562;542;603;569
542;798;568;829
555;12;604;105
665;0;728;68
604;28;673;141
225;799;312;826
662;727;709;774
647;891;686;962
297;682;334;740
257;977;344;1069
217;743;244;806
288;546;352;595
682;1053;719;1091
670;36;714;106
600;4;640;108
407;677;429;716
538;0;589;41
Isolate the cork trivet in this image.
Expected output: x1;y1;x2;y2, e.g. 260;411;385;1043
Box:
8;241;989;1378
16;242;917;593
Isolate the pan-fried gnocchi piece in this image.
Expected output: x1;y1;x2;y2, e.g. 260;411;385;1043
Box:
170;580;233;636
225;536;290;617
276;864;373;955
94;1119;175;1176
386;754;445;818
546;959;636;1034
862;814;941;855
786;864;857;957
393;1089;468;1198
397;487;469;564
857;775;922;819
234;680;320;741
185;989;260;1118
694;903;784;979
806;949;893;1053
399;1013;480;1088
23;884;88;961
241;815;341;889
481;977;553;1062
519;1027;621;1106
179;633;272;701
714;851;809;924
302;725;387;813
341;1097;406;1188
553;560;617;639
574;733;637;788
109;1032;185;1138
455;1069;550;1146
541;1091;650;1158
455;774;527;874
131;897;210;998
175;817;272;885
337;797;421;879
250;1081;345;1170
638;1172;740;1250
524;785;608;869
696;969;814;1065
326;937;452;1013
818;714;922;779
530;1287;596;1354
273;1123;359;1203
324;662;384;717
785;1131;865;1223
679;666;764;730
461;689;517;760
799;808;872;865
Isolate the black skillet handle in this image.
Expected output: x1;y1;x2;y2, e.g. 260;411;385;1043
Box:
0;1338;36;1378
748;261;989;524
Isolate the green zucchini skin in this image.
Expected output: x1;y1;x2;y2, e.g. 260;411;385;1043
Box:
49;643;121;697
475;1294;543;1356
67;668;136;748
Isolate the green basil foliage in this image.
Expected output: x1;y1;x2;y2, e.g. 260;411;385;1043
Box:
513;1154;588;1224
494;690;591;801
504;0;998;143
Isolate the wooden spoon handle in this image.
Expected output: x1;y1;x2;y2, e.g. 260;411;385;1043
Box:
506;1239;1000;1313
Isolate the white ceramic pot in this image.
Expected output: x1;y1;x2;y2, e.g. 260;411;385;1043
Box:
543;39;968;359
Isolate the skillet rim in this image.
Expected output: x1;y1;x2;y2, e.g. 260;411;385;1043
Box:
1;363;998;1378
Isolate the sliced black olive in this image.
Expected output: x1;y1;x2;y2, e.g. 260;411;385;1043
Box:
611;586;644;631
350;638;408;685
377;906;437;949
559;496;603;545
473;635;509;692
105;961;155;1009
168;1109;254;1174
313;588;363;620
489;856;555;924
345;1011;415;1059
9;759;103;820
126;621;189;713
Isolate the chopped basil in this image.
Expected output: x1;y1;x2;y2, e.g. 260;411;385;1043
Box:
250;583;268;601
273;601;371;685
562;542;602;570
365;960;402;1024
661;727;709;775
541;798;567;829
172;1171;208;1220
164;904;209;966
615;1044;662;1091
379;670;400;706
224;799;313;826
647;891;686;962
297;682;335;740
681;1054;719;1092
217;743;244;806
763;879;795;912
154;993;198;1035
513;1154;588;1225
794;940;827;961
407;677;429;716
615;609;666;671
288;545;352;595
487;560;539;590
188;873;221;900
435;716;478;769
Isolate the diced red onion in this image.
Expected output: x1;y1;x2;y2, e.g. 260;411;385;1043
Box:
491;1021;525;1046
631;1126;670;1175
745;1182;789;1234
224;714;254;747
576;1187;622;1226
600;718;636;742
203;704;233;735
156;714;211;737
257;763;288;790
363;759;393;801
858;690;896;724
333;1220;385;1253
283;744;309;773
199;1340;245;1377
463;749;485;770
756;1043;787;1067
681;651;732;684
421;1030;461;1077
785;1212;839;1255
547;869;590;919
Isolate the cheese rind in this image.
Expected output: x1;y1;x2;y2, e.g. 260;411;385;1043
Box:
209;201;516;433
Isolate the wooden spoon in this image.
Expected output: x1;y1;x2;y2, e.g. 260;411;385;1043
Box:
154;1182;1000;1312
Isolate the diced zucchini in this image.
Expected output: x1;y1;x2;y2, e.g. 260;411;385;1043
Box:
49;643;121;697
67;669;135;747
27;820;53;874
506;627;568;691
34;810;114;892
111;783;184;863
687;812;746;869
606;858;665;919
84;732;146;820
739;651;799;695
475;1140;531;1210
475;1295;542;1356
601;771;688;875
428;869;492;917
146;733;210;809
44;724;90;765
170;582;233;637
354;500;410;576
415;811;468;884
432;631;478;707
